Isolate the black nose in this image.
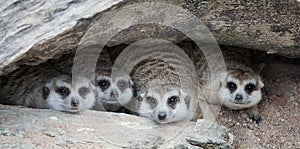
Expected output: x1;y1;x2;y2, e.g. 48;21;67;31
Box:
71;98;79;107
110;90;119;98
158;112;167;120
235;94;243;101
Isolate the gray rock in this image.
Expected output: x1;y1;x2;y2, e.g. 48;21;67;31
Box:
0;0;124;75
0;104;233;148
184;0;300;58
186;119;234;149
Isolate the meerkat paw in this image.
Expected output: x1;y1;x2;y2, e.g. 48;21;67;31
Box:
247;106;261;124
249;114;261;124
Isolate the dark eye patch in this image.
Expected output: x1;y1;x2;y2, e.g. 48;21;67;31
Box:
146;96;157;109
56;87;70;98
97;79;110;91
167;96;179;109
79;87;90;97
245;83;256;94
227;82;237;93
117;80;128;92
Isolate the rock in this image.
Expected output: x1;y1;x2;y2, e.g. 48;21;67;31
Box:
0;104;233;148
102;0;300;59
0;0;124;75
184;0;300;58
186;119;234;149
0;0;299;76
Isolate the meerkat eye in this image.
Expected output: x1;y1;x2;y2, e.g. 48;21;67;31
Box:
117;80;128;90
98;79;110;90
146;97;157;105
57;87;70;97
227;82;237;92
79;87;90;97
168;96;179;108
245;83;256;94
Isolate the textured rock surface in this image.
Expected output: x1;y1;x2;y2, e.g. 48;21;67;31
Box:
184;0;300;58
0;0;124;75
0;0;299;76
0;104;233;148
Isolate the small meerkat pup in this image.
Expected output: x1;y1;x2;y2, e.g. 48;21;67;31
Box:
131;58;195;124
44;75;97;113
183;43;264;123
137;81;191;124
93;70;134;112
0;64;96;113
218;47;264;123
217;68;264;123
93;49;134;112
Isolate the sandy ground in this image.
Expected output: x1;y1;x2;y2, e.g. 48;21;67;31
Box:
216;52;300;148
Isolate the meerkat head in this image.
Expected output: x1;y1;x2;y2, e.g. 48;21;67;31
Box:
138;84;190;124
218;69;264;109
95;71;134;110
43;75;96;113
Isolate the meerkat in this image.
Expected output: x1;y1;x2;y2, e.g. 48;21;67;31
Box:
217;47;264;123
183;43;264;123
111;40;204;123
130;58;196;124
0;64;96;113
93;70;134;112
93;49;135;112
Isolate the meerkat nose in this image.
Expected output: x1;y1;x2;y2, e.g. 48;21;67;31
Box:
158;112;167;120
110;90;119;98
71;98;79;107
235;94;243;101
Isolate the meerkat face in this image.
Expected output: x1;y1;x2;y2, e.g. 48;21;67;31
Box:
95;73;133;107
43;76;96;113
218;70;264;109
138;85;190;124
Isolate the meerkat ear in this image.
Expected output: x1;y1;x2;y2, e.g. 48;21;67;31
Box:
219;72;227;82
258;77;264;89
139;92;146;99
254;63;265;89
43;82;52;100
217;72;227;90
138;90;149;101
89;82;97;96
129;79;134;87
180;89;190;108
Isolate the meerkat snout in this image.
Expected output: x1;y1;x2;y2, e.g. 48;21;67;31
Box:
70;97;79;108
158;111;167;121
110;89;119;98
234;94;243;102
